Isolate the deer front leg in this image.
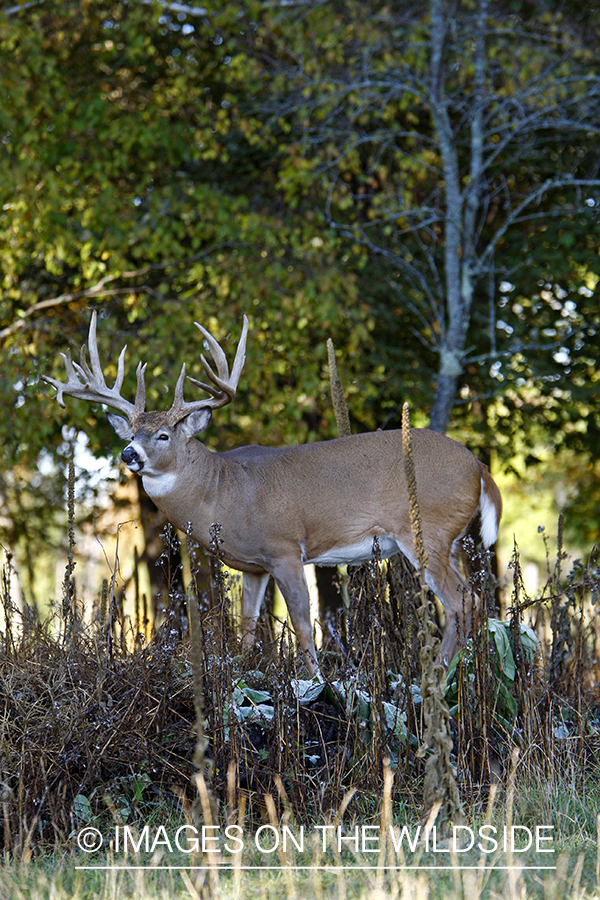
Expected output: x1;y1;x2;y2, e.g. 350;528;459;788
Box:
271;562;320;678
241;571;271;648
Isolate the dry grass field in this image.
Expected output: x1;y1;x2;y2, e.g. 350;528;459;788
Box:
1;499;599;899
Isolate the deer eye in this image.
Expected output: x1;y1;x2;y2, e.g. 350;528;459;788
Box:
157;433;169;442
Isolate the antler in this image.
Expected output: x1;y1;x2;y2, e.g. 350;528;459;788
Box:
167;315;249;424
42;311;147;422
44;312;248;426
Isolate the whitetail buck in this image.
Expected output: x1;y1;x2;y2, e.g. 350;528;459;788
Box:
43;313;501;675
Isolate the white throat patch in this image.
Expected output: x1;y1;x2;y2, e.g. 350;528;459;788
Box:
142;471;178;498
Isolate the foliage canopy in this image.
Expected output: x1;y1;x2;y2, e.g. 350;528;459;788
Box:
1;0;599;560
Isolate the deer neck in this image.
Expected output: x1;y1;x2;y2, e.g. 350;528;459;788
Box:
139;439;224;546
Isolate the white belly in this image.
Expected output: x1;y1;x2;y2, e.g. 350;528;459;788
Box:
305;535;400;567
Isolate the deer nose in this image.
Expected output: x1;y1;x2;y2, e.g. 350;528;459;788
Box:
121;446;139;467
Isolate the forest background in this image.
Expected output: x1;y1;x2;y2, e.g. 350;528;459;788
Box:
1;0;599;612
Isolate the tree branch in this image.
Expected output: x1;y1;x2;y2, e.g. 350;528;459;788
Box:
4;0;209;15
0;244;245;341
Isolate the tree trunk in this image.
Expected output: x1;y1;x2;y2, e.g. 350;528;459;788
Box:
428;0;488;434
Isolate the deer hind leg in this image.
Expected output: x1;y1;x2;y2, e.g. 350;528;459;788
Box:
424;547;475;667
241;571;271;648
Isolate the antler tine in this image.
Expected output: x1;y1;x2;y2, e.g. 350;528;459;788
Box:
189;315;248;408
167;362;209;423
167;316;249;422
194;323;231;381
43;350;80;409
171;363;188;409
81;308;103;381
42;311;142;421
134;361;147;418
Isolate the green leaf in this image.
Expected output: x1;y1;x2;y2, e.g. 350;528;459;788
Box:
72;794;93;823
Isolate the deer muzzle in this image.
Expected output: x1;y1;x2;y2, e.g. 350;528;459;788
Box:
121;445;142;471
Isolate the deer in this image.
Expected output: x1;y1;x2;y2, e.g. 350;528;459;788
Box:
43;312;502;676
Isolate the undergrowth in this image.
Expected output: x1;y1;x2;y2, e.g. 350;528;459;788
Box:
1;510;600;863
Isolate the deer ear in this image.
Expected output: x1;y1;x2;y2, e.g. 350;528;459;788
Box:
107;412;132;440
181;409;212;437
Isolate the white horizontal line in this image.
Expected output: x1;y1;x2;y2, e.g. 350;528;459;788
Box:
76;864;558;872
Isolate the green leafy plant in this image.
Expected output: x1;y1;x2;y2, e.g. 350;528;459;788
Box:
445;618;539;730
